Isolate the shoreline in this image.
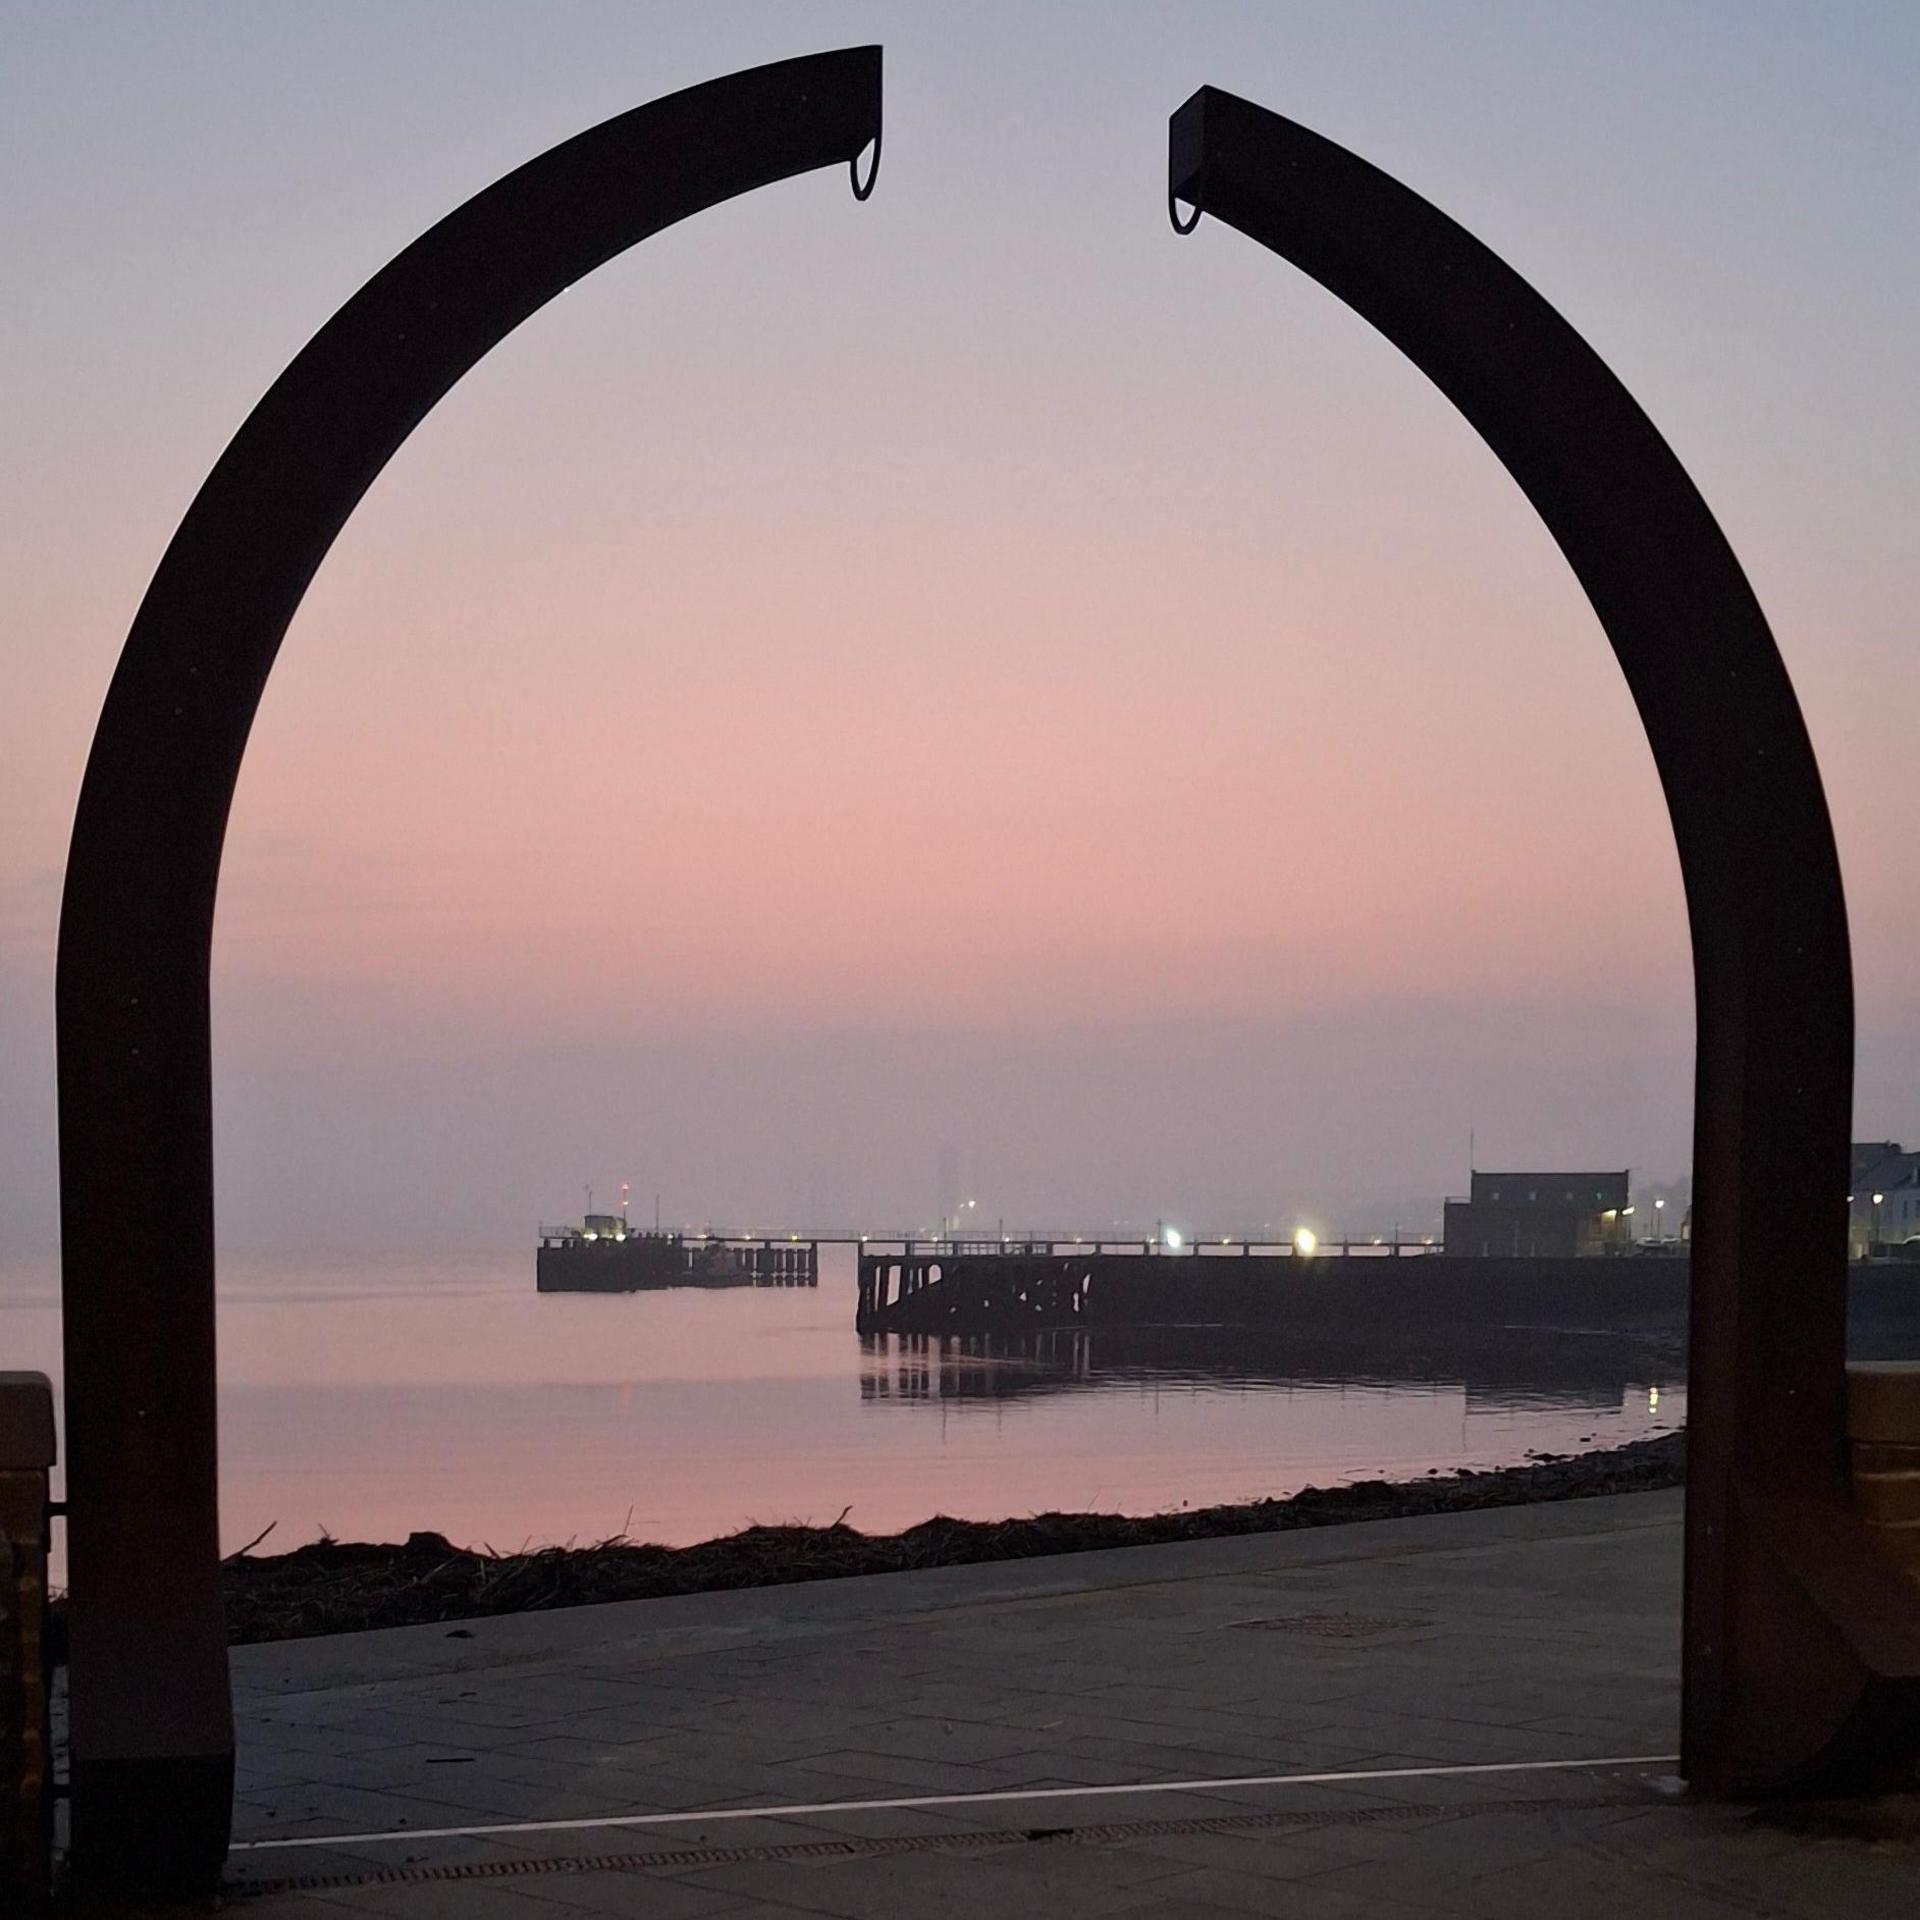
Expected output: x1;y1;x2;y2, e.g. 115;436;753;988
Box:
202;1429;1684;1645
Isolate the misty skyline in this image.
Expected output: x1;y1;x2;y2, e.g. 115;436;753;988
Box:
4;3;1916;1257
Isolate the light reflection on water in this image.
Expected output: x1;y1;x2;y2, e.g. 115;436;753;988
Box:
0;1245;1682;1568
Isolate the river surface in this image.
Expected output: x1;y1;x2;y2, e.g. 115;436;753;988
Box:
1;1246;1683;1564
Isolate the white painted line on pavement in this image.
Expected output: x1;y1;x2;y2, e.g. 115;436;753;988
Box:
231;1752;1681;1852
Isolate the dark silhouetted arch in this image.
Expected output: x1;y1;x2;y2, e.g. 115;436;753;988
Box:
1168;85;1920;1793
56;48;881;1890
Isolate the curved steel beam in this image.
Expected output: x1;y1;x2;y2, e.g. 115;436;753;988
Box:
1169;87;1920;1794
56;48;881;1891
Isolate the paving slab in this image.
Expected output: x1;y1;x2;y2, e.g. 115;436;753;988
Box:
74;1488;1896;1915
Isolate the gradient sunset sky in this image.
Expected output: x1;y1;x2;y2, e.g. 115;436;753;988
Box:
3;2;1915;1251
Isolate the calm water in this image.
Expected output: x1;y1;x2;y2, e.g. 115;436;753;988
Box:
1;1246;1682;1563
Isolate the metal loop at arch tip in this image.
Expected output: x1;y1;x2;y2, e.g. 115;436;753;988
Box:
1169;187;1202;235
851;134;881;201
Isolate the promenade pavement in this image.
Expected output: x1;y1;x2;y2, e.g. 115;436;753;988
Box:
166;1490;1917;1915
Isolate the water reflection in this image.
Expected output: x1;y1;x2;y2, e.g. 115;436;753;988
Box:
3;1249;1690;1562
861;1323;1682;1417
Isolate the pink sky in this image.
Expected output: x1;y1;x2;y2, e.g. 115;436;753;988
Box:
3;5;1915;1249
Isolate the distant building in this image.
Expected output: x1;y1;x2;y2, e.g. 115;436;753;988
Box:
1442;1169;1631;1258
1850;1142;1920;1255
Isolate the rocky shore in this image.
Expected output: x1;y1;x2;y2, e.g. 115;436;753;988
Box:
206;1429;1683;1644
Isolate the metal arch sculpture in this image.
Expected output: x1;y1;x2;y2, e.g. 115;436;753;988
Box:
1168;86;1920;1794
56;48;880;1891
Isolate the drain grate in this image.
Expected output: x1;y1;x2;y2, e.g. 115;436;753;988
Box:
226;1790;1650;1899
1225;1611;1429;1638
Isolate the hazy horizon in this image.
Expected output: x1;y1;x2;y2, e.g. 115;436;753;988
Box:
4;3;1915;1261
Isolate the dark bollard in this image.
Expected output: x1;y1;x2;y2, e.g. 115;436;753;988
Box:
0;1374;55;1911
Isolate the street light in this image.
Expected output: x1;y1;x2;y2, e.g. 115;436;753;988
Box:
1654;1197;1666;1245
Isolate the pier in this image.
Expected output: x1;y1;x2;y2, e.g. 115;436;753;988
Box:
856;1244;1695;1336
537;1230;819;1293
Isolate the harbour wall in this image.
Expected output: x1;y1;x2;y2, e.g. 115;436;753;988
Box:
856;1249;1920;1343
855;1249;1688;1336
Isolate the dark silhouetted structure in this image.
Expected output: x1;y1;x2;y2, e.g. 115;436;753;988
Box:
49;43;1912;1896
858;1246;1687;1338
1443;1170;1630;1257
536;1222;819;1290
56;49;880;1894
1169;85;1920;1794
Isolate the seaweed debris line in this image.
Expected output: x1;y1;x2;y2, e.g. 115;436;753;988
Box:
207;1431;1682;1645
